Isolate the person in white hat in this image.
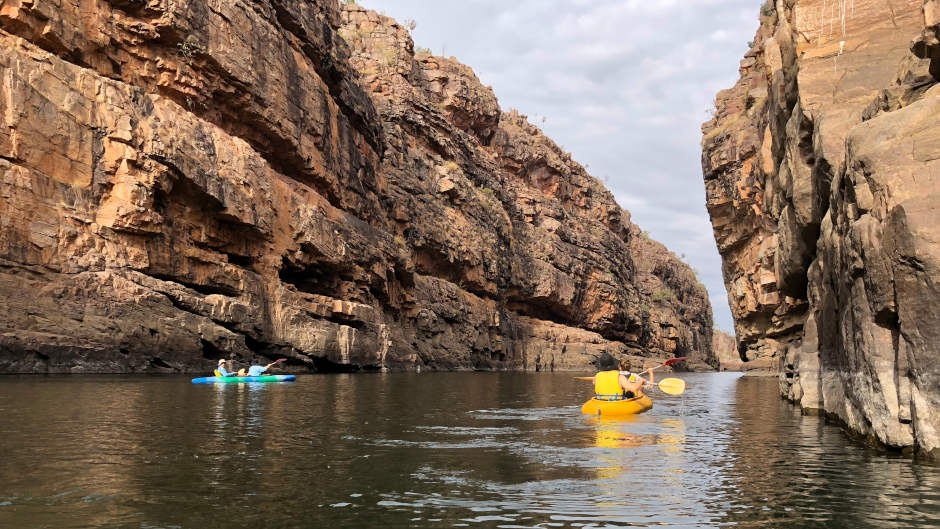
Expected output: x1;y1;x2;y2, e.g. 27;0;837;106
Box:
215;358;235;377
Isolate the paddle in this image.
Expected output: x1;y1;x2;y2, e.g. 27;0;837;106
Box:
656;377;685;395
266;358;288;372
572;376;686;395
651;356;688;371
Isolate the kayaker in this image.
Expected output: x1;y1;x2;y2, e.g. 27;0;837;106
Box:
591;359;654;400
619;361;655;398
215;359;236;377
237;361;278;377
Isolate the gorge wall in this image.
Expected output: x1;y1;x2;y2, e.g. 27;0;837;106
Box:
712;330;741;371
703;0;939;458
0;0;713;373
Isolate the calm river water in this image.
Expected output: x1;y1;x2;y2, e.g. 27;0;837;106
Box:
0;372;936;528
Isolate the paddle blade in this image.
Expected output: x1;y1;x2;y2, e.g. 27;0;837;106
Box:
573;376;595;381
273;358;287;365
657;378;686;395
662;356;688;367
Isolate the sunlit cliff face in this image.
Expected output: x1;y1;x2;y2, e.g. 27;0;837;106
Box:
0;0;712;374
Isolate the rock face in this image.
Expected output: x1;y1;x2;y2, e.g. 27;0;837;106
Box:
0;1;713;374
703;0;939;459
712;330;742;371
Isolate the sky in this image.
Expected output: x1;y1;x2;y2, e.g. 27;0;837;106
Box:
359;0;763;332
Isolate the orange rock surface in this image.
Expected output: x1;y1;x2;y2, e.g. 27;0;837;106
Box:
0;0;713;374
712;330;741;371
703;0;939;458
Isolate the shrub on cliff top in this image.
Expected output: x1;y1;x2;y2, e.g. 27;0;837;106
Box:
760;1;775;17
338;27;370;43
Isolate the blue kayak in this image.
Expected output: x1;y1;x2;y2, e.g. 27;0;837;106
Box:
191;375;296;384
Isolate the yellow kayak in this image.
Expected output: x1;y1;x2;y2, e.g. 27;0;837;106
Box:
581;394;653;416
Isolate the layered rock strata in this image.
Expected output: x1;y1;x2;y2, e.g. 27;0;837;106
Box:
0;1;712;373
712;330;741;371
703;0;939;458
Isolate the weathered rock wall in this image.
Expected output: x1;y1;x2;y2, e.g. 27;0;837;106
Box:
703;0;939;458
712;330;741;371
0;1;713;373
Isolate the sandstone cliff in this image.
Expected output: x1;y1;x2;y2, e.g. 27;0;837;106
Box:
712;330;741;371
0;1;712;373
703;0;939;458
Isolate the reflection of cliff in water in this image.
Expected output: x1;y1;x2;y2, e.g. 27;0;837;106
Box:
131;381;292;526
2;373;937;528
722;377;934;528
0;378;290;527
335;372;599;486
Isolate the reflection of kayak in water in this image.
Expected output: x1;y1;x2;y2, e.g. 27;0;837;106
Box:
581;394;653;416
191;375;296;384
591;416;651;449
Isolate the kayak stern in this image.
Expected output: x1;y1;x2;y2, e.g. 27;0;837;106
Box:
581;394;653;416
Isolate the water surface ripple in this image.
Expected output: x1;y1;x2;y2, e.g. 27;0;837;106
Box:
0;372;936;528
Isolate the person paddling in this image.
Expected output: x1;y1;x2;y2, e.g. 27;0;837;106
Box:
237;361;280;377
591;359;655;400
